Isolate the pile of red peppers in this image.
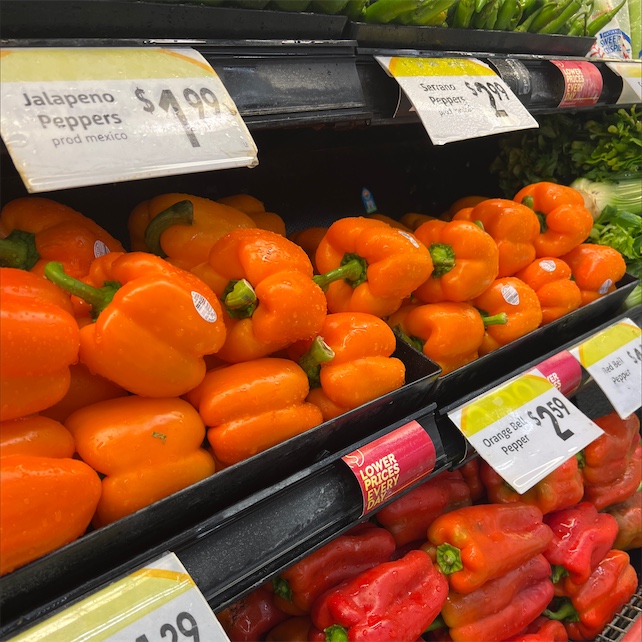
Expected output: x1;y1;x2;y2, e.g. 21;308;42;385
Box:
217;409;641;642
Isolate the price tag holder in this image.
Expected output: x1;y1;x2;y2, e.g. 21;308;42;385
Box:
448;371;604;493
570;317;642;419
550;60;603;108
0;47;258;192
606;61;642;104
375;56;538;145
342;419;437;516
9;552;229;642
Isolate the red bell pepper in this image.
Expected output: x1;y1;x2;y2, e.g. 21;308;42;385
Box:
310;549;447;642
604;490;642;551
216;584;289;642
375;470;471;547
579;411;640;485
265;615;313;641
479;456;584;515
428;503;553;594
583;443;642;511
272;523;395;615
442;554;555;642
545;549;638;641
457;458;485;503
504;617;568;642
543;501;619;585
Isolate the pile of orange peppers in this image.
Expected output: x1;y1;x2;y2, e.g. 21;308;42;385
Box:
0;180;631;576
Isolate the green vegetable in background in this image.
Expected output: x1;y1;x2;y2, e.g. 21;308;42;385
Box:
491;107;642;197
571;176;642;219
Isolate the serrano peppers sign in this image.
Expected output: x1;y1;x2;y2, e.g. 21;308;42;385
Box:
0;47;258;192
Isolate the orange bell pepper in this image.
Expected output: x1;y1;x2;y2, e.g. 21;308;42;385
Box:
288;227;328;272
400;212;438;230
367;213;414;232
65;395;215;527
288;312;406;421
219;193;287;236
0;454;101;575
0;197;125;278
40;362;128;423
447;195;489;218
185;358;323;465
43;252;226;397
314;217;433;317
128;193;255;269
453;199;540;276
1;268;80;421
515;182;593;258
480;456;584;515
193;228;327;363
0;414;75;459
472;277;543;355
515;258;582;325
388;301;507;375
413;219;499;303
559;243;628;305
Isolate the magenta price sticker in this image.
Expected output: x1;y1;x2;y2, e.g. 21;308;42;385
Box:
551;60;603;108
342;420;437;516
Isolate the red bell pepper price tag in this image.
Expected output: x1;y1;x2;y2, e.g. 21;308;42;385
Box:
0;47;257;193
11;553;230;641
550;60;603;108
448;371;604;494
570;317;642;419
342;419;437;516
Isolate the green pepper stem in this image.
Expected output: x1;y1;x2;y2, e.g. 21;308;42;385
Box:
0;230;39;270
298;336;335;389
324;624;349;642
144;199;194;258
544;598;580;622
550;564;569;584
481;312;508;327
272;576;293;602
576;450;586;468
313;257;367;291
429;243;456;278
43;261;119;316
392;325;425;353
436;542;464;575
223;279;257;317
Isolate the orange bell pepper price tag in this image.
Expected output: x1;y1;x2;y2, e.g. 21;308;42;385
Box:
342;418;439;516
8;553;229;642
570;317;642;419
448;370;604;494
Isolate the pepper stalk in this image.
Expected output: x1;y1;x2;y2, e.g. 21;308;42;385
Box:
43;261;120;319
144;199;194;258
0;229;39;270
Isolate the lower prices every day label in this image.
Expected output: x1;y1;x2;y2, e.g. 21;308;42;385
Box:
448;371;604;493
375;57;538;145
0;47;258;192
9;553;228;642
342;419;437;515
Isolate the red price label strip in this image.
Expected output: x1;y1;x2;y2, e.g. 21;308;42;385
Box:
551;60;603;108
342;419;437;516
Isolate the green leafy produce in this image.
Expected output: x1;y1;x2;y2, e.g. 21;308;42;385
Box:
588;206;642;267
571;176;642;219
491;107;642;197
